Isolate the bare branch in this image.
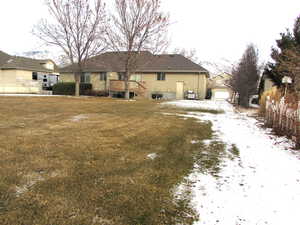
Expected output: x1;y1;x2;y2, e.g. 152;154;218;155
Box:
33;0;107;96
105;0;170;99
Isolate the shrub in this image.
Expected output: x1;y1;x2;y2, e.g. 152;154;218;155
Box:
52;82;92;95
259;87;282;116
84;90;109;97
259;87;298;116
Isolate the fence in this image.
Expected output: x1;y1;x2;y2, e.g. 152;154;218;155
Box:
265;96;300;147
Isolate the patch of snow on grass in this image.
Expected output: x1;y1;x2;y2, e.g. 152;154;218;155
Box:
16;173;45;197
163;100;233;113
202;139;212;146
71;114;89;122
147;153;158;160
170;100;300;225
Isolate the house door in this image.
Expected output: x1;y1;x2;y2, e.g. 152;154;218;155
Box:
176;82;184;99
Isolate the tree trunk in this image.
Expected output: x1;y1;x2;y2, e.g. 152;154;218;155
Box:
75;73;80;97
124;79;130;99
124;71;130;99
240;95;249;108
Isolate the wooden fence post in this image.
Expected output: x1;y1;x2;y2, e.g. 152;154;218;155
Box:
296;101;300;149
265;96;270;126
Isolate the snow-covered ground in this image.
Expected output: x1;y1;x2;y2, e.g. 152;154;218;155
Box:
165;100;300;225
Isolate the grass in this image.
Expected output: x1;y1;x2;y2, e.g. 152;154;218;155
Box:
0;97;234;225
161;105;225;115
181;107;224;114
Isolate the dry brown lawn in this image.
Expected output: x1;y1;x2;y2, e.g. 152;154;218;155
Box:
0;96;214;225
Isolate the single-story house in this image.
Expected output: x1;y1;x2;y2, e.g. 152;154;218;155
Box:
208;72;232;100
258;73;278;97
60;51;209;99
0;50;59;94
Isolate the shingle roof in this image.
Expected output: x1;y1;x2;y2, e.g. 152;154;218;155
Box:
0;51;11;67
60;51;209;74
0;50;58;73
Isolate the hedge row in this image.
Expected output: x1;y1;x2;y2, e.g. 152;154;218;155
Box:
52;82;92;95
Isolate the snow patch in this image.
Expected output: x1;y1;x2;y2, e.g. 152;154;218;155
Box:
71;114;89;122
16;173;45;197
163;100;233;113
202;139;212;146
169;100;300;225
147;153;158;160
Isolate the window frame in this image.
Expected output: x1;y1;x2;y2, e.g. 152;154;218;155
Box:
100;72;107;81
157;72;166;81
81;73;91;83
118;72;126;81
32;72;38;80
131;74;142;82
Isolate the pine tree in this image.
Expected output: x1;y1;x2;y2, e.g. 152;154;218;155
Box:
231;44;260;107
264;15;300;91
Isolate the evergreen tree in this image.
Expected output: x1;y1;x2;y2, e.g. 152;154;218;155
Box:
264;15;300;91
231;44;260;107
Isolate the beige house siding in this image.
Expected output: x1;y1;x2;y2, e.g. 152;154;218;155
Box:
16;70;34;81
60;73;75;82
60;72;118;91
0;69;41;93
60;72;207;99
264;78;274;92
140;73;207;99
0;70;17;83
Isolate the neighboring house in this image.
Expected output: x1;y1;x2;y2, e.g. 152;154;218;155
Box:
0;50;59;94
60;51;209;99
208;72;232;100
258;73;277;98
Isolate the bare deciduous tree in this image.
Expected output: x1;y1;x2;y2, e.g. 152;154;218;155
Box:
200;58;235;75
172;48;198;63
33;0;107;96
106;0;170;99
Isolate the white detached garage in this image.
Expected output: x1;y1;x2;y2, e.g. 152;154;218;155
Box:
209;73;232;100
212;88;231;100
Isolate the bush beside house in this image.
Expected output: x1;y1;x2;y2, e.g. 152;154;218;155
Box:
53;82;92;96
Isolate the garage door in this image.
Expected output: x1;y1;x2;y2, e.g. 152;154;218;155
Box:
215;91;230;99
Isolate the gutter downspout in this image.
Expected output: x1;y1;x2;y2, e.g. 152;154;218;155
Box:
197;72;200;99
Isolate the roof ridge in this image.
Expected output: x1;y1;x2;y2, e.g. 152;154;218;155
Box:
60;51;209;73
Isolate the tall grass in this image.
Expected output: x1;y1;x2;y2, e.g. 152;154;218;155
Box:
259;87;282;116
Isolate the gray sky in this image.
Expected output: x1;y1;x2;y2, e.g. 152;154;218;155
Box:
0;0;299;66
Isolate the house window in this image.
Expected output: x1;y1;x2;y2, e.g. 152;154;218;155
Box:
32;72;38;80
100;72;107;81
157;72;166;81
44;62;54;70
131;74;142;82
118;72;126;81
81;73;91;83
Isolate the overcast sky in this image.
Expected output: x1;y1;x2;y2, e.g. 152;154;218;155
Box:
0;0;299;67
